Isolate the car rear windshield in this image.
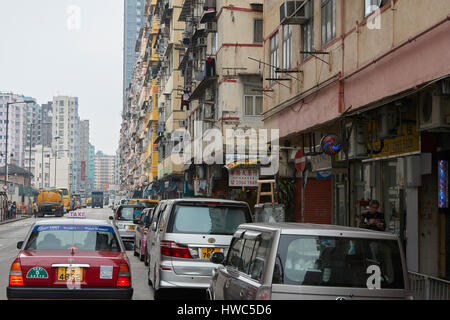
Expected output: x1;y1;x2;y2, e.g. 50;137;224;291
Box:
273;235;405;289
169;204;249;235
24;225;121;251
118;207;144;221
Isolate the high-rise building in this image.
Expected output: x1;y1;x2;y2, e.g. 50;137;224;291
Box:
123;0;146;108
0;93;35;168
51;95;79;191
40;101;53;148
77;119;90;195
94;151;116;191
88;143;95;192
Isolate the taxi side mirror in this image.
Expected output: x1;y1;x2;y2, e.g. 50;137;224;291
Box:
109;216;114;220
17;241;23;249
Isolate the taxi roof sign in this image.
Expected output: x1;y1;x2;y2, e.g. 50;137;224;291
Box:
68;211;86;219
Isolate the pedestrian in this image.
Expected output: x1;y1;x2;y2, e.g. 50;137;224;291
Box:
361;200;385;231
11;201;17;219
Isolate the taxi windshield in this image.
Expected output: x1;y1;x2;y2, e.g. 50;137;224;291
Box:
24;225;121;251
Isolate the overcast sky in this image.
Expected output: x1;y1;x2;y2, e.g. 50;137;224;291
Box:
0;0;124;155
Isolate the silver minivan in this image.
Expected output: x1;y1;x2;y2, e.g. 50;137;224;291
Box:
208;223;412;300
146;198;253;299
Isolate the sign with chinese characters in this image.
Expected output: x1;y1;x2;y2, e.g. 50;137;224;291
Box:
229;168;259;187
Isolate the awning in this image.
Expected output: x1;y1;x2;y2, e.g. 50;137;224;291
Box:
200;10;216;23
225;158;260;170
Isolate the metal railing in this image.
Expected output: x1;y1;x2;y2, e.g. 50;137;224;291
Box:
408;271;450;300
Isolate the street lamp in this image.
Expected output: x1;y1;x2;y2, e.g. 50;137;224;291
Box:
4;99;34;189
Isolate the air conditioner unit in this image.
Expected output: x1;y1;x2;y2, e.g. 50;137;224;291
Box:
347;122;368;159
378;106;398;139
280;0;310;25
418;90;450;131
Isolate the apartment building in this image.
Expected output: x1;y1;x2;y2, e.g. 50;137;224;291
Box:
263;0;450;279
177;0;264;202
94;151;116;191
120;0;160;196
51;95;79;192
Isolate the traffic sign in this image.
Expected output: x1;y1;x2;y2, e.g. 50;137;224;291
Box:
294;149;307;172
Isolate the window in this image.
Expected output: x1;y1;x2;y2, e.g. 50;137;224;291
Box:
272;235;405;289
365;0;390;17
244;84;263;116
302;0;314;60
169;205;249;235
254;19;263;43
226;237;245;269
282;25;292;70
269;32;279;80
248;233;273;281
321;0;336;46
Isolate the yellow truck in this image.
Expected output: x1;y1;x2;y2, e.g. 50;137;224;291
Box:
36;188;65;217
58;188;71;212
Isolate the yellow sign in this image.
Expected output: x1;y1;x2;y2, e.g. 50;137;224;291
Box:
369;123;420;159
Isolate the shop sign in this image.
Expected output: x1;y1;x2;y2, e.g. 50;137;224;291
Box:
370;123;420;159
310;153;332;172
228;168;259;187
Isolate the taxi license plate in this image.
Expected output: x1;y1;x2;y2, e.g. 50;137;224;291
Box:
57;267;83;282
201;248;221;259
127;225;136;231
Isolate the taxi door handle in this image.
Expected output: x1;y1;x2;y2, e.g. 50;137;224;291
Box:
239;290;245;298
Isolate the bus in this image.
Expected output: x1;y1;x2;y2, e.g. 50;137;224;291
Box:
91;191;104;208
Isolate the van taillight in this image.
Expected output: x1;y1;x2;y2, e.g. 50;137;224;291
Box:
116;262;131;287
160;241;193;259
9;261;23;286
256;286;271;300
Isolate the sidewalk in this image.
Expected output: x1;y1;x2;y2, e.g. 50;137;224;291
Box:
0;214;32;225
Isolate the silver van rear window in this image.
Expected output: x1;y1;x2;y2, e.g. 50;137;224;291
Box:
273;235;405;289
169;205;249;235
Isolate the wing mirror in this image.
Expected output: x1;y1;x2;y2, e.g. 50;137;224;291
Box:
17;241;23;249
151;221;157;231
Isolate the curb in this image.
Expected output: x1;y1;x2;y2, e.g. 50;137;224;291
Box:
0;215;32;226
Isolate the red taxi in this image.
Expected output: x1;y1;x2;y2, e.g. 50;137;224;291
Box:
7;216;133;300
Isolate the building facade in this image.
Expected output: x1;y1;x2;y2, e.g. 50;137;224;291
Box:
262;0;450;279
124;0;147;108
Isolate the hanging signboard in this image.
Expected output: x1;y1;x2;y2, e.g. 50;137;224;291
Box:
369;122;420;159
228;168;259;187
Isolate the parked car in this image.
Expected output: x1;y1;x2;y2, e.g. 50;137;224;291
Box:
7;218;133;300
134;207;155;262
113;204;147;247
146;198;253;299
129;199;159;209
208;222;412;300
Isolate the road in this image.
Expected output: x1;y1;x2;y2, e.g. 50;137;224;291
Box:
0;207;155;300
